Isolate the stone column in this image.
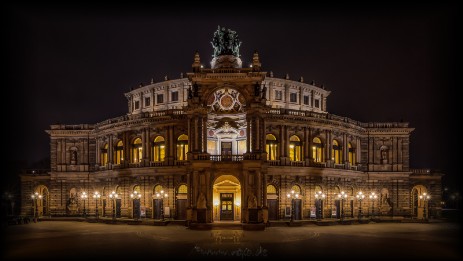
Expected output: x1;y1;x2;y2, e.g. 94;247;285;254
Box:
194;116;199;152
279;125;284;161
246;117;251;153
325;130;330;164
304;127;309;163
343;133;348;166
202;116;207;153
95;138;100;166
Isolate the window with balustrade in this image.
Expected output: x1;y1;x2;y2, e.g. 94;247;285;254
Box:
289;135;302;161
114;140;124;164
348;142;356;165
177;134;189;160
152;136;165;162
266;134;278;161
132;138;142;163
312;137;323;162
100;143;108;165
332;140;342;164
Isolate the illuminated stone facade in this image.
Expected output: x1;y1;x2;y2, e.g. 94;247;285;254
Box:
20;29;442;223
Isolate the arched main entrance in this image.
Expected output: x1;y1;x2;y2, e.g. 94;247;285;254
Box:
213;175;241;221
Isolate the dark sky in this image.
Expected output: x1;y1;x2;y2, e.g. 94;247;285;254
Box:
5;4;460;187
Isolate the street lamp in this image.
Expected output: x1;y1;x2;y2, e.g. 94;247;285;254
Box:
93;192;101;220
30;192;42;221
109;191;119;219
155;190;168;221
337;191;348;221
356;191;365;220
315;191;326;221
286;190;300;222
130;191;142;220
419;192;431;221
80;191;88;218
369;192;378;219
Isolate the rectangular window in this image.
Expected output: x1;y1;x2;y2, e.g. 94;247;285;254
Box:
290;93;297;103
157;94;164;104
315;99;320;108
145;97;151;107
171;91;178;102
303;95;310;105
275;90;282;100
134;101;140;110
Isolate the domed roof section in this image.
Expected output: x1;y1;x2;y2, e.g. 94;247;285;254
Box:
210;26;243;69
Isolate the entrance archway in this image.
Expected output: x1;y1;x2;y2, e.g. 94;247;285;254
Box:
411;185;428;219
213;175;241;221
35;185;49;217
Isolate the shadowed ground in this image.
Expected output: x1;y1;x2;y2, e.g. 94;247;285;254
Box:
2;221;461;260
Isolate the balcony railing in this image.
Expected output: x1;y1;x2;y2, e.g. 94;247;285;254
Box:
265;108;409;128
150;161;165;167
410;168;431;174
210;155;244;162
291;161;305;167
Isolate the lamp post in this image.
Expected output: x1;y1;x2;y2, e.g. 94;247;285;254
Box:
109;191;118;219
369;192;378;219
315;191;326;221
155;190;168;221
93;192;101;220
337;191;348;221
286;190;300;222
419;192;431;221
130;191;142;220
80;191;88;218
30;192;42;221
356;191;365;220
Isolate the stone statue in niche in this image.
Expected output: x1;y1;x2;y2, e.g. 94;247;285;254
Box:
380;146;388;164
247;193;257;209
66;191;78;215
71;150;78;165
380;188;392;214
197;192;207;209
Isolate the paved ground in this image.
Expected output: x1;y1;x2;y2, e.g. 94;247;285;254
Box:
2;221;461;260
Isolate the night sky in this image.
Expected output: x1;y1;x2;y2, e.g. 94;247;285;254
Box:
4;4;460;188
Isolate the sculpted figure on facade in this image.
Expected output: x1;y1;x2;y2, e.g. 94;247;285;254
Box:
197;192;207;209
211;25;241;57
248;193;257;209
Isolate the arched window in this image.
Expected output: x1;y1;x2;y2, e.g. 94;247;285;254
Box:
178;184;188;194
154;185;164;194
312;137;323;162
266;134;278;161
291;185;301;194
332;140;342;164
267;184;277;194
100;143;108;165
114;141;124;164
348;142;356;165
289;135;302;161
177;134;189;161
132;138;142;163
152;136;165;162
